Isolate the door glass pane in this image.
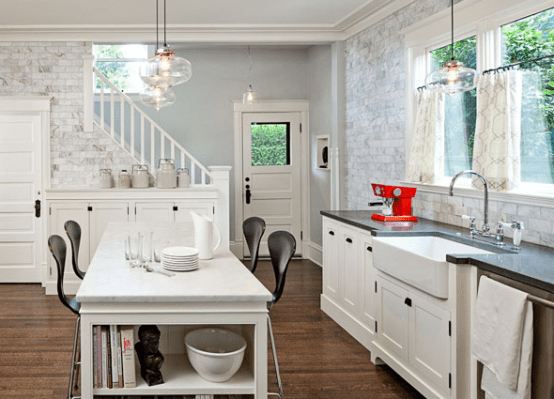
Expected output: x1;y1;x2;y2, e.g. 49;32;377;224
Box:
430;36;477;177
250;123;291;166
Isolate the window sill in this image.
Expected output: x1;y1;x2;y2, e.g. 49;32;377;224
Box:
400;181;554;209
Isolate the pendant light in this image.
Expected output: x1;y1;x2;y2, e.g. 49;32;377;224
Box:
425;0;478;96
139;85;176;111
140;0;192;90
243;46;260;105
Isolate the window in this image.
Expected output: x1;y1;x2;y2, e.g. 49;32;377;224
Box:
93;44;149;93
250;123;291;166
430;36;477;177
502;8;554;185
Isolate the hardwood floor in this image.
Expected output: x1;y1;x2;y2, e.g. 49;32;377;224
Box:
0;259;424;399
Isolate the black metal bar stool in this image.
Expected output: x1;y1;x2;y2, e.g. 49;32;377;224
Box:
48;235;81;399
65;220;85;280
242;216;266;273
266;230;296;398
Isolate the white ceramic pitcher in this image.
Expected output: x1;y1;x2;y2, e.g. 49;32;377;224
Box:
191;211;221;260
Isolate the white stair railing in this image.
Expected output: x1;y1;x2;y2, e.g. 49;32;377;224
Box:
93;67;211;185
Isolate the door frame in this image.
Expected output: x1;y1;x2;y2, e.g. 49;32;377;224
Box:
233;100;309;258
0;96;50;285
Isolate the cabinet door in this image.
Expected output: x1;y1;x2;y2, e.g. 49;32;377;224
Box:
322;218;340;303
376;276;409;361
409;293;451;393
339;225;361;316
89;202;129;261
360;232;375;332
49;202;90;279
174;201;214;222
135;202;174;223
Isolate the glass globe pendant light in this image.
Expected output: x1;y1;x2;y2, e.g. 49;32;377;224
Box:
139;0;191;91
243;46;260;105
140;85;176;111
425;0;478;96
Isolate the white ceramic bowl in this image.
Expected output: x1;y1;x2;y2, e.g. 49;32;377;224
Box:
185;328;247;382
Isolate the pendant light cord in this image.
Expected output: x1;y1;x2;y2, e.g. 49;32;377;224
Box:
450;0;454;60
156;0;159;49
244;45;254;86
163;0;167;47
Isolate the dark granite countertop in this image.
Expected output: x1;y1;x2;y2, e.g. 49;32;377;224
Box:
321;210;554;294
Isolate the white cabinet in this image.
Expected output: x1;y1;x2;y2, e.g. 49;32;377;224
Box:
321;216;375;350
374;273;452;398
135;201;214;223
49;202;129;278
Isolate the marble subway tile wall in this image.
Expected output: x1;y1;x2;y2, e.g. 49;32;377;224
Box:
343;0;554;247
0;41;135;188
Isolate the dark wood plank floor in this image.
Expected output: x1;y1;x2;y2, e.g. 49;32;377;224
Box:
0;259;424;399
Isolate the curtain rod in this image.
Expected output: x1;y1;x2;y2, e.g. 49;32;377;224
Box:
417;53;554;90
483;53;554;75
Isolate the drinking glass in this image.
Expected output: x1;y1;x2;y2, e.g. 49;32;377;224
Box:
139;231;153;264
125;233;139;267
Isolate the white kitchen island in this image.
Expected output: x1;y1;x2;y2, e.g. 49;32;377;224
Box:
76;222;272;398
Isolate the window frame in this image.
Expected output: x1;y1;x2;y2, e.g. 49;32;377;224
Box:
93;44;152;95
403;0;554;201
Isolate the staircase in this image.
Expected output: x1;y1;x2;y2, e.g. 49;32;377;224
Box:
93;67;211;185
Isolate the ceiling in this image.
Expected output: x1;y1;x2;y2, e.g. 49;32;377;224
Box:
0;0;411;43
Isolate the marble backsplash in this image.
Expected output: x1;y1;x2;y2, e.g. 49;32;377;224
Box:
0;41;135;188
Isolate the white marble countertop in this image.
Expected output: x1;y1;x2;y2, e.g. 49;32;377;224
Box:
76;222;272;303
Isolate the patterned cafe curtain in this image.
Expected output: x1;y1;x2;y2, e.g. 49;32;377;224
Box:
406;88;445;183
472;70;523;191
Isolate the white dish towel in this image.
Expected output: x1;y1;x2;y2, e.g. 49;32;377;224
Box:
472;276;533;399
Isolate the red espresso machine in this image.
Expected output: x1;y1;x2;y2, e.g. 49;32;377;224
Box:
370;183;418;222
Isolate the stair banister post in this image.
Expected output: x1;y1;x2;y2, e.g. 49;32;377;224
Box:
209;165;232;250
83;54;95;133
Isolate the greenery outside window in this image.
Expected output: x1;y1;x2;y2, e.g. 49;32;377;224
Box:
430;36;477;179
502;8;554;186
93;44;149;93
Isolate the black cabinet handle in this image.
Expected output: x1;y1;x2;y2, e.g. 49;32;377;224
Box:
329;231;335;236
245;187;251;204
173;206;178;211
367;246;372;252
405;298;412;307
346;238;353;243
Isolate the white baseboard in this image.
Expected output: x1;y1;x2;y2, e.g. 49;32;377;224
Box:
45;279;82;295
306;241;322;267
230;240;243;259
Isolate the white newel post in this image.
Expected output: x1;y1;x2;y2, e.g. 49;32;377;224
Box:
83;54;95;133
209;166;232;250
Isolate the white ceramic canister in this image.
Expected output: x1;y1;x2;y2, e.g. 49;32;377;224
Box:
132;164;150;188
118;170;131;189
156;159;177;189
99;169;113;189
177;168;190;188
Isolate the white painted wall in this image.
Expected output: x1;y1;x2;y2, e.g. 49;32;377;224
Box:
307;45;333;246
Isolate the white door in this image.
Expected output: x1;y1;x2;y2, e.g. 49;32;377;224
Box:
340;225;361;316
135;202;174;223
322;219;340;303
0;114;43;282
242;113;301;257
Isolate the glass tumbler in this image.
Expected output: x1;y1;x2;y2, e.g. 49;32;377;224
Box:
125;233;139;267
139;231;153;264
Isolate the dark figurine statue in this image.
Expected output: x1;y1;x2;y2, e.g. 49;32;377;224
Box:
135;325;165;386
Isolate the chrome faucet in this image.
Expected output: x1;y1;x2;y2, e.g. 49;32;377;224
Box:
449;170;503;245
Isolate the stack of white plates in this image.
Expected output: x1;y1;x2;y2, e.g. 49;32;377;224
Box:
161;246;199;272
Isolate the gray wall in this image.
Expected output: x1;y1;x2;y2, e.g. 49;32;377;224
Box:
137;46;329;242
307;45;332;246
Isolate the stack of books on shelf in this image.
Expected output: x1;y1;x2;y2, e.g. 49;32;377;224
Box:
92;325;136;389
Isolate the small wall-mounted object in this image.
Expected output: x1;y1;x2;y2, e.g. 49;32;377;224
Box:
316;135;330;171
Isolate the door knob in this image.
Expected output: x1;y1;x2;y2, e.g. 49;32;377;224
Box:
35;199;41;218
245;186;251;205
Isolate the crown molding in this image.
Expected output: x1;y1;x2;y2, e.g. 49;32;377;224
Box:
0;0;416;43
